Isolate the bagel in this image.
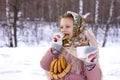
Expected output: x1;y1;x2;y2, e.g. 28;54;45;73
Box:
50;56;71;79
64;63;71;73
57;70;66;78
53;59;58;74
60;56;67;69
62;34;69;40
52;72;59;79
50;58;58;72
57;59;62;73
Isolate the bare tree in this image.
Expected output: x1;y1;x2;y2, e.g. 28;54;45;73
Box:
56;0;61;18
12;0;21;47
102;0;115;47
112;0;119;37
94;0;99;38
79;0;83;15
41;0;45;21
6;0;13;47
48;0;52;25
8;0;22;47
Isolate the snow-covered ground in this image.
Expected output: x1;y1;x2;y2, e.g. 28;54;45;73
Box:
0;46;120;80
0;47;48;80
0;22;120;80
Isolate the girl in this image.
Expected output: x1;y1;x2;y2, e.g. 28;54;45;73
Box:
40;11;102;80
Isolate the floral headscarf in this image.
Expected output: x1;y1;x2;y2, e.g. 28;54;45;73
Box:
67;11;86;37
62;11;88;47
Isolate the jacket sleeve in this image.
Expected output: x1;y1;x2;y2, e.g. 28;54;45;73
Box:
40;48;58;71
83;29;102;80
85;65;102;80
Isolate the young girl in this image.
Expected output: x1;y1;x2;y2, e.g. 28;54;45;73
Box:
40;11;102;80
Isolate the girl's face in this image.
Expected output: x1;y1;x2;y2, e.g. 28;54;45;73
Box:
60;18;74;38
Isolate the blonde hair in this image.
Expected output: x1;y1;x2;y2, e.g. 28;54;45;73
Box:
58;13;74;32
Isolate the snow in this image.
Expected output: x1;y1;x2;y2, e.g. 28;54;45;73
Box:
99;47;120;80
0;20;120;80
0;46;120;80
0;47;49;80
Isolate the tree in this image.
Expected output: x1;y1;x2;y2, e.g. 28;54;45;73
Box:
94;0;99;38
8;0;23;47
79;0;83;15
6;0;13;47
102;0;115;47
12;0;20;47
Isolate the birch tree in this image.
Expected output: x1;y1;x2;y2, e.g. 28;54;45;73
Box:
56;0;61;18
41;0;45;21
79;0;83;15
6;0;13;47
48;0;52;25
12;0;20;47
102;0;115;47
94;0;99;38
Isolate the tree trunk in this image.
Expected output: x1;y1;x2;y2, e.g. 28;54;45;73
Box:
102;0;114;47
6;0;13;47
102;24;109;47
79;0;83;15
48;0;52;27
41;0;44;21
10;0;19;47
35;21;39;45
56;0;60;18
94;0;99;38
13;2;18;47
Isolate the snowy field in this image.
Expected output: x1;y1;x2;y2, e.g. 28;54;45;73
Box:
0;21;120;80
0;46;120;80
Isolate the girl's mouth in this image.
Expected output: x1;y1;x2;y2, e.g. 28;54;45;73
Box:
62;34;69;40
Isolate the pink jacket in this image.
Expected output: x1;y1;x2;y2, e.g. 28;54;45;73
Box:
40;48;102;80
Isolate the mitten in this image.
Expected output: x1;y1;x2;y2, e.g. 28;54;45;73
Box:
84;46;98;71
76;46;97;70
51;33;64;54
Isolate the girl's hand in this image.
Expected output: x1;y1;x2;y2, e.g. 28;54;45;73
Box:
51;33;64;54
84;46;98;71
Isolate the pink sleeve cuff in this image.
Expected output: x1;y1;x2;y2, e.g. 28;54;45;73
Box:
40;48;58;71
85;65;102;80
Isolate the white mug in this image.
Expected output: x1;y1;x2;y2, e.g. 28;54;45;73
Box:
76;46;89;59
76;46;97;62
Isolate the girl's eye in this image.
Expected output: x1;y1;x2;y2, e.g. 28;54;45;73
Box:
60;26;63;29
66;26;70;28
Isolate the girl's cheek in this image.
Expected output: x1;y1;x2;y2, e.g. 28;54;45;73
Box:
69;34;73;38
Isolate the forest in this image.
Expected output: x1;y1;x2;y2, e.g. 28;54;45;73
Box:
0;0;120;47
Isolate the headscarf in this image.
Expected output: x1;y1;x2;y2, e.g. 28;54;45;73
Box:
62;11;87;47
67;11;86;37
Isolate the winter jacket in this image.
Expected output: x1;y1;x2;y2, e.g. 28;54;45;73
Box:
40;29;102;80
